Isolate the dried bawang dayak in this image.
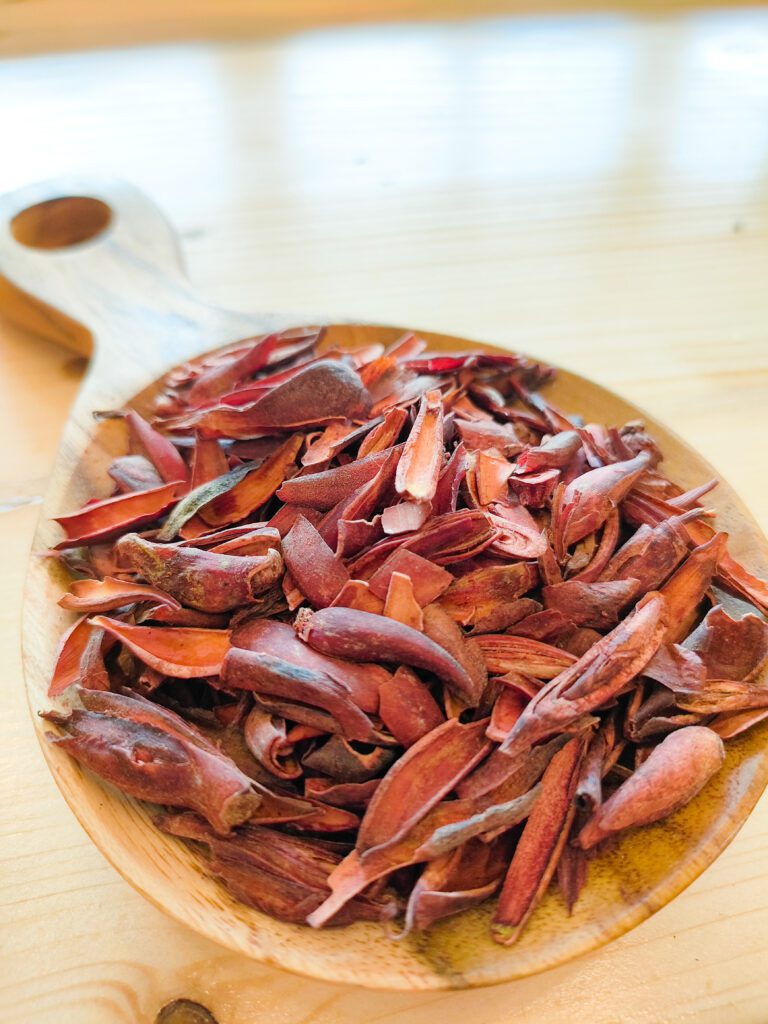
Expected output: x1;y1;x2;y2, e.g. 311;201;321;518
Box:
43;326;768;942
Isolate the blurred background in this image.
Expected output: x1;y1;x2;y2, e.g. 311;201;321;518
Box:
2;4;768;1023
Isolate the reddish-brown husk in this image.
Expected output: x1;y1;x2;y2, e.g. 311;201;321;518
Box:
44;326;768;944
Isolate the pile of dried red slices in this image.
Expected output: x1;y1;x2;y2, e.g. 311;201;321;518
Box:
43;327;768;944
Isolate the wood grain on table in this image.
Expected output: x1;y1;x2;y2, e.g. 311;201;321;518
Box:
1;8;768;1023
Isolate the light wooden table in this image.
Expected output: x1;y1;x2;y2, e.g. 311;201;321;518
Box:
2;8;768;1023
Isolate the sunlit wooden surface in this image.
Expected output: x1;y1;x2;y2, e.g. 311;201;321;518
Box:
1;8;768;1023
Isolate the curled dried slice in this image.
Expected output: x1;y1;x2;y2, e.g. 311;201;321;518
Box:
395;390;444;502
55;482;180;548
116;533;282;612
356;718;492;856
297;606;479;703
492;736;585;945
232;616;382;713
59;576;181;614
44;690;259;834
577;727;725;849
89;616;230;677
221;649;378;743
281;515;350;608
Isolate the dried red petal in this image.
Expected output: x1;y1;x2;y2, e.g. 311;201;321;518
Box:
54;482;180;548
356;718;491;855
297;606;479;703
125;410;189;485
116;533;282;612
282;514;350;608
89;616;230;677
377;666;445;747
492;736;585;944
577;727;724;849
58;575;181;614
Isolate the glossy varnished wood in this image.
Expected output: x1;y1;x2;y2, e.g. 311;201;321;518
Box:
2;176;767;993
2;11;768;1022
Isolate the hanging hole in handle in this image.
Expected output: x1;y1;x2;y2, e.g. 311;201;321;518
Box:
11;196;112;250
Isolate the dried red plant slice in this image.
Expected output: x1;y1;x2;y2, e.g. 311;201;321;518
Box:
184;331;280;406
401;842;504;935
304;777;381;808
487;502;547;559
380;500;432;535
243;706;300;781
383;572;424;631
506;609;574;644
501;593;668;756
356;718;491;855
508;468;559;508
368;549;453;607
456;419;523;457
599;514;692;594
709;707;768;740
48;616;94;697
125;410;189;485
516;430;582;473
302;419;374;467
358;407;409;458
542;578;639;630
492;736;585;944
297;606;479;703
318;446;401;550
189;436;230;488
108;454;162;493
439;562;539;627
432;442;468;515
422;603;487;704
208;526;281;556
116;533;282;612
232;617;382;713
331;579;385;614
474;452;514;506
377;666;445;747
475;634;577;679
684;605;768;681
277;446;399;509
44;690;259;834
553;452;651;558
282;514;350;609
577;727;724;849
222;649;378;742
54;482;180;548
658;533;727;643
58;576;181;614
89;616;230;677
159;813;395;926
487;687;527;742
302;735;396;783
198;434;303;527
394;390;445;503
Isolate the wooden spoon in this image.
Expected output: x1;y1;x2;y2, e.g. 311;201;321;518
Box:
2;177;767;991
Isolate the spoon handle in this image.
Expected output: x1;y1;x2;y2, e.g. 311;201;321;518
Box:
0;176;288;410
